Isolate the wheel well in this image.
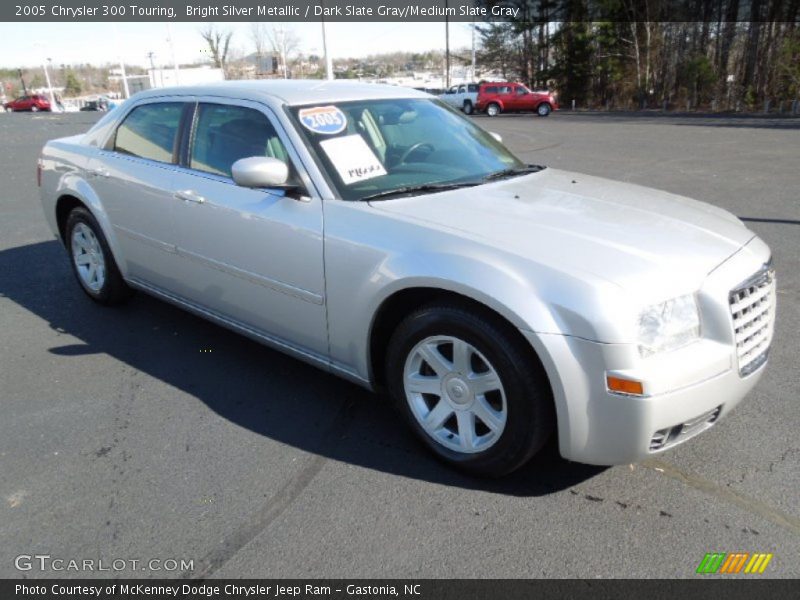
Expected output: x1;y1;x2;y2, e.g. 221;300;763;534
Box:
55;195;85;244
369;287;549;393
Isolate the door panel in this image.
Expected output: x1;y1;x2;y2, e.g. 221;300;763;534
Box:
171;174;327;355
170;101;327;356
89;152;182;288
88;100;186;288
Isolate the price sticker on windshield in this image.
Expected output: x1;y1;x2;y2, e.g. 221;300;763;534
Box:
298;105;347;135
319;135;387;185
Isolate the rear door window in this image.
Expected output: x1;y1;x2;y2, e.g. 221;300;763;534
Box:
113;102;184;163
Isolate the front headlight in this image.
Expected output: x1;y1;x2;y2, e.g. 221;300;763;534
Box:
637;294;700;357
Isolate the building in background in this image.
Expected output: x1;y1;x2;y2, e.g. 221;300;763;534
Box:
147;66;225;89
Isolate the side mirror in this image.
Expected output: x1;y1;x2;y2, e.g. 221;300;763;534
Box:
489;132;503;143
231;156;289;188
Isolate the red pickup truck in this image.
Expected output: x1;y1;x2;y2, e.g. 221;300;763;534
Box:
4;94;51;112
476;82;557;117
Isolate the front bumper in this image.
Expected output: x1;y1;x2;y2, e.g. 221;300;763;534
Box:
523;237;774;466
526;331;766;465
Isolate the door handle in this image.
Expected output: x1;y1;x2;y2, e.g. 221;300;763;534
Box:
174;190;206;204
88;168;109;178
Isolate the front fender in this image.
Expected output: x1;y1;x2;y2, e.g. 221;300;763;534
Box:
323;200;633;383
328;247;575;383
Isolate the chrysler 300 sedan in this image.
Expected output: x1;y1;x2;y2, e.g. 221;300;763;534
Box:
38;81;775;476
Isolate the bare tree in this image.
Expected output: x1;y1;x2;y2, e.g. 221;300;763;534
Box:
250;23;269;59
249;23;271;77
200;25;234;74
266;25;300;78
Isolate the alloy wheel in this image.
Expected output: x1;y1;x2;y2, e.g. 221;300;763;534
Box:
71;223;106;292
403;335;507;454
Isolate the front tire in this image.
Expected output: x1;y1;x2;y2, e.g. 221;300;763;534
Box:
486;103;501;117
31;105;39;113
66;207;133;305
537;103;552;117
386;304;554;477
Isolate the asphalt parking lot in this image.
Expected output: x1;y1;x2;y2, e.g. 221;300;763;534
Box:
1;109;798;579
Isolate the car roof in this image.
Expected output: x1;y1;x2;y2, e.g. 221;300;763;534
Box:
132;79;431;106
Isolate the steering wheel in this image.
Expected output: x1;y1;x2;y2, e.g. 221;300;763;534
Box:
398;142;434;164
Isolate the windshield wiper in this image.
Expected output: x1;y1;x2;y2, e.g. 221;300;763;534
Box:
482;165;545;182
360;165;545;201
361;181;481;202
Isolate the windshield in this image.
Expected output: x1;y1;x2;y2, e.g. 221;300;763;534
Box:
289;98;527;201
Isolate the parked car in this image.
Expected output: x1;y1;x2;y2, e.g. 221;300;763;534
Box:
439;83;479;114
476;82;557;117
80;97;111;112
80;100;102;111
5;93;51;112
38;81;774;476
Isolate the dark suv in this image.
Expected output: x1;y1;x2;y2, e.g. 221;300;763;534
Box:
476;83;557;117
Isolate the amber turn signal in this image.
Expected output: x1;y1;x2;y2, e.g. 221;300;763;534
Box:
607;376;644;396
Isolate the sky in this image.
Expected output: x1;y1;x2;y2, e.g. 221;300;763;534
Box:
0;22;475;70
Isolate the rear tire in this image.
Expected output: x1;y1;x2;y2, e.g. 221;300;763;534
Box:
386;304;555;477
65;207;133;306
486;103;501;117
463;101;474;115
31;105;39;113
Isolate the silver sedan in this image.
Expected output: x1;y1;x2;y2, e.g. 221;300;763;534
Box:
38;81;775;476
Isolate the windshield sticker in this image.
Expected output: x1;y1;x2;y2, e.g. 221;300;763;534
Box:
298;105;347;135
319;135;387;185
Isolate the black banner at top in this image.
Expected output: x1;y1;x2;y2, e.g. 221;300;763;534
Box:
3;0;799;23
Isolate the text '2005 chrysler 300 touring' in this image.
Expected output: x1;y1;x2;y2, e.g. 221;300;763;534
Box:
38;81;776;476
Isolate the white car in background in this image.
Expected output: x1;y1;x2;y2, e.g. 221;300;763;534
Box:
38;81;775;476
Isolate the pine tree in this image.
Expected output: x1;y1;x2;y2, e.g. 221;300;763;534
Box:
64;71;82;97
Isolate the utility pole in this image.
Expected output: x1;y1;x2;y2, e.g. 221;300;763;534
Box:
147;52;157;88
471;20;476;81
445;0;450;88
43;58;56;109
321;2;334;81
18;69;28;95
276;26;288;79
113;24;130;98
166;23;180;85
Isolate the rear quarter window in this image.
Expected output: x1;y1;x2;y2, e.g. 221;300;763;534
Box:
113;102;184;163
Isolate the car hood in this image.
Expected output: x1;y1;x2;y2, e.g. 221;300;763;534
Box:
368;168;755;294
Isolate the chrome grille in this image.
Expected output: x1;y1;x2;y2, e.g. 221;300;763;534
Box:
729;265;775;376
